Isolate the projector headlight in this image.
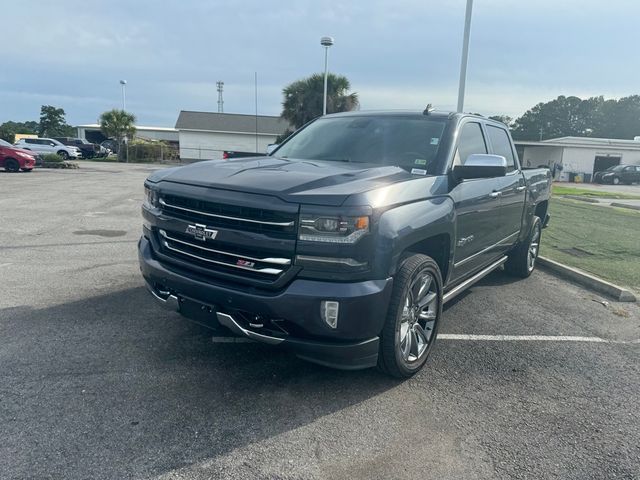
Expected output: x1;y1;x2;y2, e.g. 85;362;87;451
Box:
299;214;369;243
144;185;159;208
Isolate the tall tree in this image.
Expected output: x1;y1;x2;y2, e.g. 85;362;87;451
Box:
99;109;136;161
281;73;359;130
0;120;40;143
39;105;74;137
488;115;514;128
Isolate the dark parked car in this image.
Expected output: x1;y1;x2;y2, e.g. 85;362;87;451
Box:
594;164;640;185
0;139;36;172
53;137;107;158
139;111;551;377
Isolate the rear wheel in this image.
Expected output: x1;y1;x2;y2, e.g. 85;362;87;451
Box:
4;158;20;172
57;150;69;160
505;216;542;278
378;254;442;378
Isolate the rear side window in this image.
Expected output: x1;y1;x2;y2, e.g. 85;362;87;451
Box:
487;125;516;170
454;122;487;166
25;138;36;144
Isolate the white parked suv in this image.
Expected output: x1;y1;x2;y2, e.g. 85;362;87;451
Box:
14;138;81;160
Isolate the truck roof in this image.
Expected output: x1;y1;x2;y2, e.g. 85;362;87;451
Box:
323;110;489;123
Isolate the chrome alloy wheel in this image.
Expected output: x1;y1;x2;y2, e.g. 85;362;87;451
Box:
398;270;439;364
528;224;541;272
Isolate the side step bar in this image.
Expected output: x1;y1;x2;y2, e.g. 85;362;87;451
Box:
443;256;508;304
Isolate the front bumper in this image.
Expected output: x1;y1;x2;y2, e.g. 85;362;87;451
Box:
138;236;392;369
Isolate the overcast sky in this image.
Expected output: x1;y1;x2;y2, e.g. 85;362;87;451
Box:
2;0;639;127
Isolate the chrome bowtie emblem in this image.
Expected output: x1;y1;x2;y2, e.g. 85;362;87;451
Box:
185;223;218;241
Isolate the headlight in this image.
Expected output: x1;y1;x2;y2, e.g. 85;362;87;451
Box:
144;186;159;208
299;214;369;243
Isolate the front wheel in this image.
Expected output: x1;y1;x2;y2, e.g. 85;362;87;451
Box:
57;150;69;160
378;254;442;378
4;159;20;172
612;176;620;185
505;216;542;278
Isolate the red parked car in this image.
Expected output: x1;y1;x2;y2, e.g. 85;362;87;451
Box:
0;139;36;172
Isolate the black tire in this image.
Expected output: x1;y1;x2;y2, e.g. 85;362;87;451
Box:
378;254;443;378
21;168;33;172
505;216;542;278
4;158;20;172
612;176;620;185
57;150;69;160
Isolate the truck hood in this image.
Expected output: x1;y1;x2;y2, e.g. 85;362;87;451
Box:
152;157;424;206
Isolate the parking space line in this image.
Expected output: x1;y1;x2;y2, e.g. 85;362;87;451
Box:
438;334;638;344
211;334;639;344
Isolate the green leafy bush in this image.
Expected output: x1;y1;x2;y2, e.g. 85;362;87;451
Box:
42;153;64;163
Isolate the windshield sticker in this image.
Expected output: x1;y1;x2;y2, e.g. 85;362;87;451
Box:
411;168;427;176
430;137;439;145
414;159;427;165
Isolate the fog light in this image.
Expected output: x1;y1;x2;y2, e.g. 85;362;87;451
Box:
321;301;339;329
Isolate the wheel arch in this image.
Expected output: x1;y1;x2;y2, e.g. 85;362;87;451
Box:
375;197;455;284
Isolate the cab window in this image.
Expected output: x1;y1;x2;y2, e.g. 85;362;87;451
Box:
453;122;487;166
486;125;516;171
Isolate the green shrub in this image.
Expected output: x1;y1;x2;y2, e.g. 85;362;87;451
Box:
42;153;63;163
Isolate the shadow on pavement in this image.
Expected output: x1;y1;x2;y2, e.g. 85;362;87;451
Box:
0;286;400;479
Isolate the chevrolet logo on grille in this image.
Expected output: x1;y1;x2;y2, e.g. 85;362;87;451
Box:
185;224;218;241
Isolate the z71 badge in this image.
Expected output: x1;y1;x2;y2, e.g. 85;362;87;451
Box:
185;224;218;241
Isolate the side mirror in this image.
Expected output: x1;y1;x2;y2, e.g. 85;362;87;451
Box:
266;144;279;155
454;154;508;179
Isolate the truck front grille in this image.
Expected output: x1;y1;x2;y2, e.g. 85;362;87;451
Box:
160;195;296;238
156;194;297;283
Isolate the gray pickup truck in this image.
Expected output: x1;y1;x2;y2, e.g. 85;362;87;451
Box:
139;110;551;377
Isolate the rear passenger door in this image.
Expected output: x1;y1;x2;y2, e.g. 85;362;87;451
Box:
449;121;504;281
486;124;526;252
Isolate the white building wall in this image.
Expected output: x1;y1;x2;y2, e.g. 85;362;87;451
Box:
561;147;640;174
521;146;563;168
179;130;278;161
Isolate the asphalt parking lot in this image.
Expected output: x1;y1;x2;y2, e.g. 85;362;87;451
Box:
1;162;639;480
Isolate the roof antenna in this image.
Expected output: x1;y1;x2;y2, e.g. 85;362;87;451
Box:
423;103;435;115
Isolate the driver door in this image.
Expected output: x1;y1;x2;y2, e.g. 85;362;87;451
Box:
449;121;504;282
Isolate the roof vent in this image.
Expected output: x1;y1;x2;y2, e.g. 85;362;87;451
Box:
423;104;435;115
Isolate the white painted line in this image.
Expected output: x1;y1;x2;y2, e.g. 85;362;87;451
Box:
212;334;639;345
0;263;13;268
438;334;638;344
211;336;253;343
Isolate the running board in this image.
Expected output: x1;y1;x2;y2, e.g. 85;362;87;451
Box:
443;256;508;304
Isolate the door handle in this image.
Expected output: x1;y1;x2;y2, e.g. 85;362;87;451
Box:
515;186;526;192
489;191;502;198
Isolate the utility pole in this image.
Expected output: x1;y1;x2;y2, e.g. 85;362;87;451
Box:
456;0;473;112
216;81;224;113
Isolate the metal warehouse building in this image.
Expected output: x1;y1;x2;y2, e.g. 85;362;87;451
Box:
515;136;640;182
175;111;290;162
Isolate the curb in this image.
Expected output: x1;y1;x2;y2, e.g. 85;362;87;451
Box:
610;202;640;211
562;195;600;203
537;256;636;302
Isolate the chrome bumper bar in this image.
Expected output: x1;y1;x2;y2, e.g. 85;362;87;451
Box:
146;283;284;345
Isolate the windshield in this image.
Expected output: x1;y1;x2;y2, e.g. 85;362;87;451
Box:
606;165;625;172
274;115;447;173
0;139;12;147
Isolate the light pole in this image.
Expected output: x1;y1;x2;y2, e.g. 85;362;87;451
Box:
321;36;334;116
456;0;473;112
119;80;127;111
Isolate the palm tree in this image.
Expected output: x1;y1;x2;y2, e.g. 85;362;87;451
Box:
281;73;359;130
99;109;136;161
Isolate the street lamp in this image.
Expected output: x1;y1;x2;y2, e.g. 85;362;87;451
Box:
320;36;334;116
456;0;473;112
119;79;127;111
